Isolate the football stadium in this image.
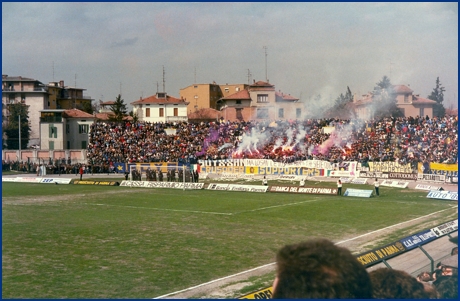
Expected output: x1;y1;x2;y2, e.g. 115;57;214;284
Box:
2;117;458;299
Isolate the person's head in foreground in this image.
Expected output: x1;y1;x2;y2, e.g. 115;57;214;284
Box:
369;268;431;299
272;238;373;299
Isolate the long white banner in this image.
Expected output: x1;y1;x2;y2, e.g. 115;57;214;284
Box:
120;181;204;189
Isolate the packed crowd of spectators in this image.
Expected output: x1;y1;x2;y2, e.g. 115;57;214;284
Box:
86;115;458;168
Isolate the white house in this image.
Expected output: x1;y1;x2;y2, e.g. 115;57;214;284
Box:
131;92;189;123
39;108;95;150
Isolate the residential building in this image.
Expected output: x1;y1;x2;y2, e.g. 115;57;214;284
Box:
46;80;93;111
217;80;302;121
39;108;95;150
131;92;189;123
354;84;437;119
180;83;248;113
2;75;49;147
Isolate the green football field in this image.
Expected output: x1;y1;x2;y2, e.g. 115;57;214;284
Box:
2;179;457;298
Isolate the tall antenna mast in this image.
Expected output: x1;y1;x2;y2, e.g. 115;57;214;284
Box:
156;82;159;93
263;46;268;81
52;61;55;82
162;66;166;93
247;69;252;85
74;73;77;109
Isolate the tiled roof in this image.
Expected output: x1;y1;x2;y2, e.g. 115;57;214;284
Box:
221;89;251;100
188;108;223;119
250;80;274;88
393;85;413;94
2;75;38;82
100;101;115;106
95;112;133;121
131;94;186;105
63;108;95;119
275;91;299;101
412;96;437;104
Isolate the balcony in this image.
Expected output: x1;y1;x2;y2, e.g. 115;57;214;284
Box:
166;116;188;122
40;116;63;123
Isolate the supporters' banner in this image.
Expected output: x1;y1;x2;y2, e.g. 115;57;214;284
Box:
269;186;338;195
356;241;406;267
426;190;458;201
201;165;245;174
359;171;389;179
388;173;417;180
380;180;409;188
13;177;42;183
206;183;268;193
343;189;373;198
245;166;259;174
113;162;126;173
119;181;204;189
431;220;458;237
368;161;412;173
418;162;458;177
329;170;353;177
258;166;305;176
239;287;273;299
277;175;304;181
399;229;438;250
74;180;119;186
417;173;446;182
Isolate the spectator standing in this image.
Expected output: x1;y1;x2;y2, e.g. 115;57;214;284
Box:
374;178;380;196
79;165;84;180
337;179;342;196
262;176;268;186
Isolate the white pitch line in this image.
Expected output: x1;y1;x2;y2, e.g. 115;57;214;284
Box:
85;203;233;216
234;199;321;214
152;205;458;299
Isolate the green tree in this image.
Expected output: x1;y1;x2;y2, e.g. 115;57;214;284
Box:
428;77;446;118
325;86;356;119
4;103;31;150
109;94;128;122
372;76;404;119
129;110;139;123
81;100;94;114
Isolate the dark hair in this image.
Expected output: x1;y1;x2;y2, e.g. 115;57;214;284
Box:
273;238;373;299
369;268;429;299
435;275;458;299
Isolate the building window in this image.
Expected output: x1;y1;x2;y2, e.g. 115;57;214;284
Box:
404;95;409;103
257;94;268;103
79;124;89;134
66;124;70;134
236;100;241;105
49;124;57;138
49;141;54;150
174;108;178;116
256;108;269;119
146;108;150;117
194;85;198;88
420;107;424;116
81;141;87;149
159;108;164;117
278;108;284;118
236;87;240;92
225;88;229;93
296;108;301;119
67;141;70;149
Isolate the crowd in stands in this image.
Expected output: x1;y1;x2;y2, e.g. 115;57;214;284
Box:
272;237;458;299
86;115;458;167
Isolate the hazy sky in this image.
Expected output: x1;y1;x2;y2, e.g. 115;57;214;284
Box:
2;2;458;111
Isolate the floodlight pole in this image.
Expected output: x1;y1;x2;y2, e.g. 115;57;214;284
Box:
18;115;21;163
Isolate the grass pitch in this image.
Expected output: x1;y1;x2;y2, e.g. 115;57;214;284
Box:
2;179;457;298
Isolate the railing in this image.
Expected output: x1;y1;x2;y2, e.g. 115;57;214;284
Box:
166;116;188;122
40;116;63;123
